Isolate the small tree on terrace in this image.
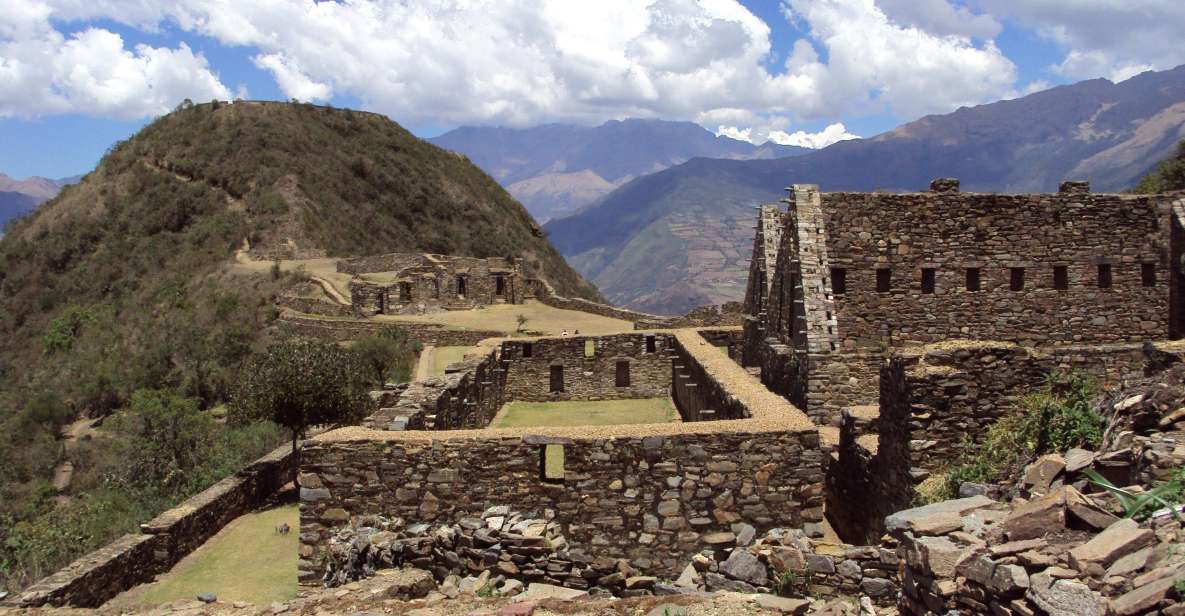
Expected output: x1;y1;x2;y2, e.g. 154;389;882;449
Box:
352;325;421;386
229;339;374;461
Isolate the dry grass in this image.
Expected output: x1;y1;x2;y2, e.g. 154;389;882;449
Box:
432;346;472;376
229;256;353;300
109;505;298;607
491;398;679;428
375;300;634;336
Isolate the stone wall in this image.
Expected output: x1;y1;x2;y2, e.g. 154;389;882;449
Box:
825;359;914;545
342;254;523;315
276;294;353;317
365;347;507;431
500;334;675;403
299;428;825;585
8;446;296;608
812;185;1170;348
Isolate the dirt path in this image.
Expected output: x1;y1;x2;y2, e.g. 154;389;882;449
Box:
310;276;350;306
142;158;244;212
414;346;436;382
50;417;102;506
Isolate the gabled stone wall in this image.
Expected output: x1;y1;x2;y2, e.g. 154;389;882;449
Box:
500;334;675;403
342;253;523;315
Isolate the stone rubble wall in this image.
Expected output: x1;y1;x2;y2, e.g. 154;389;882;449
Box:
298;428;826;586
7;445;296;608
365;346;506;430
275;294;353;318
340;254;523;316
499;334;675;403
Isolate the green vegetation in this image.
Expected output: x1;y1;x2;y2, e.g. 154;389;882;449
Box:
0;391;283;591
1084;467;1185;521
351;325;421;385
1133;140;1185;193
492;398;678;428
924;372;1103;504
111;505;298;607
772;569;809;597
230;339;375;456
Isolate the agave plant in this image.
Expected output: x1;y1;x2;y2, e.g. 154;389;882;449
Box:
1082;468;1185;521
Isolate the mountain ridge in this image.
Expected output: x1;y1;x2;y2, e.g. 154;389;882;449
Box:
545;65;1185;314
429;118;809;222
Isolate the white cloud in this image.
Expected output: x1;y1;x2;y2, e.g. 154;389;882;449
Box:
716;125;755;143
973;0;1185;82
769;122;860;148
0;0;231;119
7;0;1027;129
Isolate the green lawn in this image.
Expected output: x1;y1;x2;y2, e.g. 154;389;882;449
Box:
432;346;471;376
110;505;298;607
492;398;679;428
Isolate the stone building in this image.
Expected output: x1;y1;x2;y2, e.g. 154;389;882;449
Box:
744;179;1184;425
342;253;523;316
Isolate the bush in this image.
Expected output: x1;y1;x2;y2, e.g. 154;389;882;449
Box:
937;371;1102;500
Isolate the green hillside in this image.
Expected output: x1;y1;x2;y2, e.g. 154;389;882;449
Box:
1133;140;1185;193
0;100;598;591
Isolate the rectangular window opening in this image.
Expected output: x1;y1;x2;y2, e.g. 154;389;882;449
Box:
1142;262;1156;287
541;444;565;481
549;365;564;393
876;268;891;293
1010;267;1025;292
522;343;533;358
1098;264;1112;289
831;267;846;295
399;281;413;303
921;268;936;295
584;339;595;358
966;268;981;292
456;275;467;298
1054;266;1068;290
615;361;630;387
645;335;656;353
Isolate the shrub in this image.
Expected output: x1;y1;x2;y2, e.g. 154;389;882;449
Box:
938;371;1102;499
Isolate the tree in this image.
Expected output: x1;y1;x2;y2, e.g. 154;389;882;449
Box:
108;389;217;494
229;339;374;460
515;313;529;333
352;325;421;385
1133;140;1185;193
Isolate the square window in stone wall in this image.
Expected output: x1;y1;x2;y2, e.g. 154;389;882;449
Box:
1010;268;1025;292
615;361;630;387
831;267;846;295
876;268;891;293
1054;266;1069;290
921;268;935;294
966;268;981;292
645;335;656;353
1098;264;1113;289
549;365;564;393
585;339;595;358
1142;262;1156;287
522;343;533;358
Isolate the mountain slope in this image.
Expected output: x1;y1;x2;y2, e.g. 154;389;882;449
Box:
0;175;79;229
546;65;1185;314
429;119;807;222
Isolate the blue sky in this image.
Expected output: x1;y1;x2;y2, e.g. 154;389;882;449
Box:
2;0;1183;179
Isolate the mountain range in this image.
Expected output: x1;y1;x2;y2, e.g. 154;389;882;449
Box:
429;119;808;222
542;64;1185;314
0;174;80;230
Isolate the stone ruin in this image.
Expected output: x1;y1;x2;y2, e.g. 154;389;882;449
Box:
9;179;1185;614
342;253;524;316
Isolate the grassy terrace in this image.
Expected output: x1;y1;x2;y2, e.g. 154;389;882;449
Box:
109;505;298;607
491;398;679;428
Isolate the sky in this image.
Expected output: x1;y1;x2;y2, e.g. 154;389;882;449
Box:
2;0;1184;179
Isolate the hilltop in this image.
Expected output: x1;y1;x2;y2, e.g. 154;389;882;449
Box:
430;119;807;222
545;64;1185;314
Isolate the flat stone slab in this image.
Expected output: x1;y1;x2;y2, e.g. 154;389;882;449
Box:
515;583;588;602
1069;519;1155;570
885;495;996;532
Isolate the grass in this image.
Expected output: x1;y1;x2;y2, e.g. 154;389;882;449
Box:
110;505;297;607
376;300;634;336
491;398;679;428
432;346;471;376
229;256;353;299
